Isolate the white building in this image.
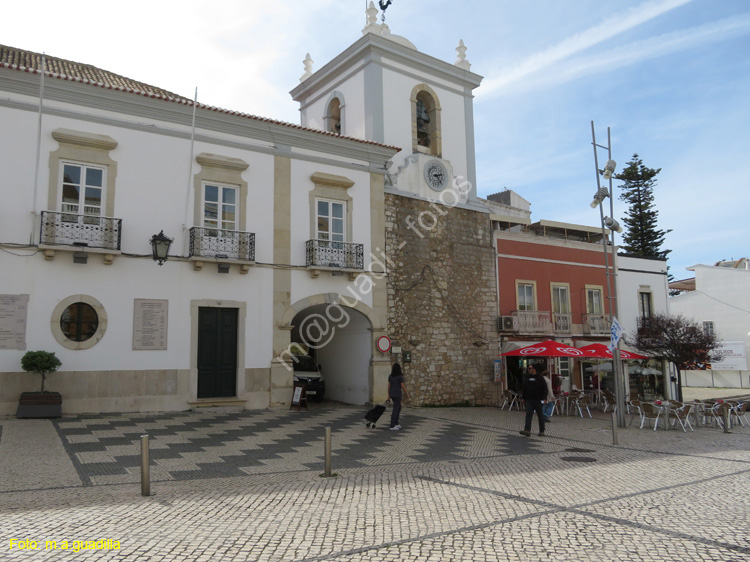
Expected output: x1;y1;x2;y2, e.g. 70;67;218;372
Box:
0;40;399;415
669;260;750;389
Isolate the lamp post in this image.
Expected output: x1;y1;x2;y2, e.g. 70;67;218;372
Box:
150;231;173;266
589;121;626;428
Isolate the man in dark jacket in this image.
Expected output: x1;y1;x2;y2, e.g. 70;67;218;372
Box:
520;363;548;436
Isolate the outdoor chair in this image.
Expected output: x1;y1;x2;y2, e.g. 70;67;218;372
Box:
628;400;643;426
573;394;592;418
702;402;727;429
732;401;749;428
639;402;662;430
500;389;514;410
669;404;694;432
602;390;616;413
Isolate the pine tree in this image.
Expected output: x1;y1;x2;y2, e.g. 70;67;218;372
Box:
614;154;671;259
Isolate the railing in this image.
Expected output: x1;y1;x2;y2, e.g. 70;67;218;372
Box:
512;310;553;334
553;313;572;334
306;239;364;270
583;314;609;335
189;227;255;261
40;211;122;250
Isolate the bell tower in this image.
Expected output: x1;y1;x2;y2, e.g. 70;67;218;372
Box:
290;1;484;207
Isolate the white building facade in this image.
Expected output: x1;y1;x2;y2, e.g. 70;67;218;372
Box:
0;47;398;415
669;262;750;389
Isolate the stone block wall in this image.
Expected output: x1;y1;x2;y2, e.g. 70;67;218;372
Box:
385;194;498;405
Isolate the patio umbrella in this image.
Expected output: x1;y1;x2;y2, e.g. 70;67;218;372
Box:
500;340;594;358
576;343;648;360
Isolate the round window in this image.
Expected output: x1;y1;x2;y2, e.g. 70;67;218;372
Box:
51;295;107;350
60;302;99;342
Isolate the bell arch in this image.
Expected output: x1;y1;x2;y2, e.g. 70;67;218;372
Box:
411;84;442;157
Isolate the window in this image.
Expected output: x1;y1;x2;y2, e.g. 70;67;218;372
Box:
586;287;603;315
551;285;570;314
51;295;108;350
61;162;104;223
203;183;238;232
60;302;99;342
517;282;536;311
316;199;345;242
639;291;653;319
703;321;714;336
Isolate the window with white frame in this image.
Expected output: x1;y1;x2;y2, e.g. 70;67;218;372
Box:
316;199;345;243
517;282;535;311
586;287;604;315
203;183;238;233
703;321;714;336
60;162;104;222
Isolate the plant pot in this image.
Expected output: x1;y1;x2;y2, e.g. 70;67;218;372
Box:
16;391;63;419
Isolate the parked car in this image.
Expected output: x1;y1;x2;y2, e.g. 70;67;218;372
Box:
292;355;325;402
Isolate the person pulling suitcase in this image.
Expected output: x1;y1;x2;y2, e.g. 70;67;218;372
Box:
387;363;409;430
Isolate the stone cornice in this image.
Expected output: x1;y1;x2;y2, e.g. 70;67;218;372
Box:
51;128;118;151
310;172;355;190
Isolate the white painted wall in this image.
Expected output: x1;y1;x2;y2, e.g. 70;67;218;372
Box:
615;255;669;337
669;264;750;388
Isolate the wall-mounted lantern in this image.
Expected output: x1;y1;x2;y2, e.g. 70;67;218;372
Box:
150;231;173;266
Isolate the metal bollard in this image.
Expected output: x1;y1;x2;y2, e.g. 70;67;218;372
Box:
324;427;332;477
141;434;151;496
723;407;731;434
611;411;619;445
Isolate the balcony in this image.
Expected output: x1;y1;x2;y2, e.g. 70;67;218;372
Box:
189;227;255;272
306;239;364;278
553;313;572;334
583;314;609;335
512;310;553;334
40;210;122;250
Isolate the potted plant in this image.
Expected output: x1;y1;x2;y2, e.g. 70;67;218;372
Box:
17;350;63;418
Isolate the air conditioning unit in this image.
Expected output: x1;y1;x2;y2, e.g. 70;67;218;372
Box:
498;316;518;332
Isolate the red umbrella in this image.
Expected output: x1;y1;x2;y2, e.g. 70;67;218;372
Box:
577;343;648;360
500;340;595;358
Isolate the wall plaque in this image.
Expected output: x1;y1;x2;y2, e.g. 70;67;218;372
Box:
133;299;168;350
0;294;29;350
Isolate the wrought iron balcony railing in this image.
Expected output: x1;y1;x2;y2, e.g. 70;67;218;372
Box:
40;211;122;250
306;239;364;270
583;314;609;335
512;310;553;334
189;227;255;261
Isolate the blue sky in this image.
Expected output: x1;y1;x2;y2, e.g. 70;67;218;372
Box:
3;0;748;277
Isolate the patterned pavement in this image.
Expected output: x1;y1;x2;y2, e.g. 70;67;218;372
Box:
1;404;749;561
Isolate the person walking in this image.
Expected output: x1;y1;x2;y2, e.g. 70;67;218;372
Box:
542;370;555;422
387;363;409;430
520;363;547;437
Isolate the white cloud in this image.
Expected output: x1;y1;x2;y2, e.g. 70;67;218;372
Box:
479;0;692;96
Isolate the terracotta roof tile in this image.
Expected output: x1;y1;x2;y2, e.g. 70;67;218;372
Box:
0;44;400;152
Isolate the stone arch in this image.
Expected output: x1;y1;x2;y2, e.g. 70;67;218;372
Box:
411;84;442;157
280;293;384;405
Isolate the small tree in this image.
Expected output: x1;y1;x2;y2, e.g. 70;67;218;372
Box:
615;154;671;259
631;313;721;402
21;350;62;393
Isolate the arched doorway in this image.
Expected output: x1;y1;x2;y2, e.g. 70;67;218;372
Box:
290;303;372;405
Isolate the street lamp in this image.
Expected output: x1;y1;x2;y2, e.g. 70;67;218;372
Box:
590;121;626;428
150;230;173;266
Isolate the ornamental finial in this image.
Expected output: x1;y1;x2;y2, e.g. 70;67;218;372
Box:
299;53;313;82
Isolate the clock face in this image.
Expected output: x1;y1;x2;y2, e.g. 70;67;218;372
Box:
424;160;448;190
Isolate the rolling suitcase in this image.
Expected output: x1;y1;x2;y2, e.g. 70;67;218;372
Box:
364;404;387;428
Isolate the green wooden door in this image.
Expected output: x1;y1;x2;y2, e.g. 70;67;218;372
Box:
197;307;238;398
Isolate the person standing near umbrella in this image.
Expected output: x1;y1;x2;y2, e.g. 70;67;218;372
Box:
520;363;548;437
542;369;555;422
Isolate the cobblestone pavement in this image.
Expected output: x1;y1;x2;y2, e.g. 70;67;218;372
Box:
1;403;749;561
